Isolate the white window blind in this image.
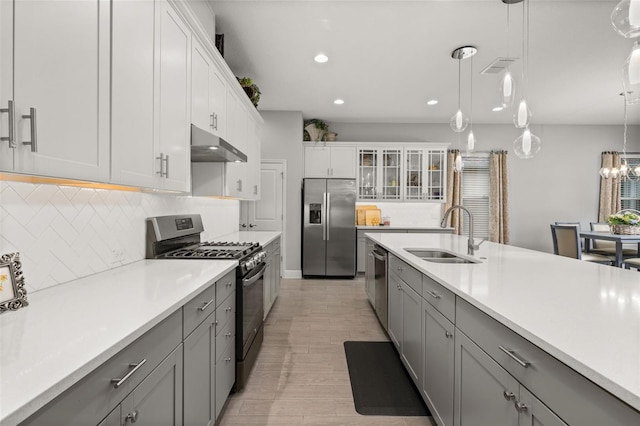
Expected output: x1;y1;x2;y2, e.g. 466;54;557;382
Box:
462;154;490;239
620;154;640;211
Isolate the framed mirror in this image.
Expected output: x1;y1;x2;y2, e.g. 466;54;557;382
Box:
0;252;28;313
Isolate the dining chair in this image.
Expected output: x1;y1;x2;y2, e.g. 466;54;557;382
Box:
589;222;638;257
550;224;613;265
622;258;640;270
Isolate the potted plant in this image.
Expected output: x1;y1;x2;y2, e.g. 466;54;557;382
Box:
304;118;328;142
237;77;261;108
607;210;640;234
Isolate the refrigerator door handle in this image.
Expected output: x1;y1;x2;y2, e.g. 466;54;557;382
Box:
322;192;327;241
326;192;331;241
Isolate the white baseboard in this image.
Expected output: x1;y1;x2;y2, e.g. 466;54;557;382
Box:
283;269;302;279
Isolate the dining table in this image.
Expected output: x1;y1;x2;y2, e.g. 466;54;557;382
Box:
580;230;640;267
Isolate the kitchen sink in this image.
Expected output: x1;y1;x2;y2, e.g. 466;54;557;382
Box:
404;249;480;264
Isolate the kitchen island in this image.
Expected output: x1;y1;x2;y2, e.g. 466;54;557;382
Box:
366;232;639;425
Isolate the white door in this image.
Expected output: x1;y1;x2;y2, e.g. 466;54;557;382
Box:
248;161;284;231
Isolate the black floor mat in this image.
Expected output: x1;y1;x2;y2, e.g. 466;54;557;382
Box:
343;341;431;416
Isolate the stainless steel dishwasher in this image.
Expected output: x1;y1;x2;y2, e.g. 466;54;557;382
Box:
372;245;388;332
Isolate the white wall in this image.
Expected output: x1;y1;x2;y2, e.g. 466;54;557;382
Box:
260;111;303;276
0;180;239;293
330;122;640;253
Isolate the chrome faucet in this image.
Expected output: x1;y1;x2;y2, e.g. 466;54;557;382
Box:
440;205;480;255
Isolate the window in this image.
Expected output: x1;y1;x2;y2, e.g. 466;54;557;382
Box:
620;154;640;211
462;154;490;239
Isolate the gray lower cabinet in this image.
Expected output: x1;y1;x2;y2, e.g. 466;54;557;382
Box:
97;408;120;426
264;237;281;319
183;311;216;426
387;272;403;350
364;239;375;305
118;344;183;426
215;336;235;419
519;387;568;426
422;300;454;426
454;330;519;426
400;282;422;385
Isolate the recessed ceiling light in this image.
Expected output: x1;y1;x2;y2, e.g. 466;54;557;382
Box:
208;146;218;150
314;54;328;63
427;99;438;106
334;99;344;105
492;106;504;112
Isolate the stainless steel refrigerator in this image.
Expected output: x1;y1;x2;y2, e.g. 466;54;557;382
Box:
302;178;356;278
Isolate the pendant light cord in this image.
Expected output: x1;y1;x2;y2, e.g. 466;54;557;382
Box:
470;56;474;129
458;58;462;109
522;0;528;98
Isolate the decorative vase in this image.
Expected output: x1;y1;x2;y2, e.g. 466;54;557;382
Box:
305;124;326;142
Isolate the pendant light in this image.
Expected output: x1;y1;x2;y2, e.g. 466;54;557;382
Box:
449;46;476;133
467;54;477;152
500;1;521;107
611;0;640;39
623;41;640;104
514;0;531;129
513;0;541;159
600;93;639;180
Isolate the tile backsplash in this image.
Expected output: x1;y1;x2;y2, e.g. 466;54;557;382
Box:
357;202;442;227
0;180;239;294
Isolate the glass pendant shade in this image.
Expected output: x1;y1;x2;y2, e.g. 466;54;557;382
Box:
450;109;469;132
467;130;476;152
611;0;640;38
513;99;532;128
454;153;463;172
513;128;541;159
611;167;621;179
623;41;640;104
500;70;516;107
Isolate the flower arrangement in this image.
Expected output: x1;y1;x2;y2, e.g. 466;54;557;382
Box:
608;211;640;225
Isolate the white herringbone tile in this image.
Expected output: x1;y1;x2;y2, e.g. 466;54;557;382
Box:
0;180;240;293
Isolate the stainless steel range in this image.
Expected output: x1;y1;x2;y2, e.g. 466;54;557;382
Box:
145;214;265;391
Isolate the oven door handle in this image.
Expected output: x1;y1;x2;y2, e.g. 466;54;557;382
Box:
242;262;267;287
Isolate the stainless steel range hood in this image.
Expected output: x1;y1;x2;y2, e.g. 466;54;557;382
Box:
190;124;247;163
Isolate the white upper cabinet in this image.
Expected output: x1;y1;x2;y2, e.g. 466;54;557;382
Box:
191;38;227;139
157;0;191;192
1;0;110;181
246;115;261;199
304;145;356;178
111;0;191;192
110;0;156;188
0;0;13;171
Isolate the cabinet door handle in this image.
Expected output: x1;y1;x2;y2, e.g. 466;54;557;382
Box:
21;107;37;152
124;410;139;423
254;184;258;195
225;306;232;312
225;332;232;337
111;359;147;388
156;153;165;176
225;281;233;288
514;401;528;413
237;179;242;192
445;331;453;339
425;290;441;299
503;390;515;401
498;345;531;368
198;298;215;312
225;357;232;362
164;155;169;178
0;100;16;148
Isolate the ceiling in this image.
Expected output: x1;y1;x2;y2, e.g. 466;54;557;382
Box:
210;0;639;125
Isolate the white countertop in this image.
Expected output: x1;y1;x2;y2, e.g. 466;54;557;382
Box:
215;230;281;246
0;259;237;425
357;226;451;231
366;232;640;411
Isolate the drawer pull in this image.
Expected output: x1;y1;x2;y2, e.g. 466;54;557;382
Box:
425;290;441;299
198;298;215;312
503;390;515;401
225;306;232;312
225;357;232;362
514;401;528;413
111;359;147;388
445;331;453;339
125;410;139;423
498;345;531;368
225;332;232;337
397;267;403;272
225;282;233;288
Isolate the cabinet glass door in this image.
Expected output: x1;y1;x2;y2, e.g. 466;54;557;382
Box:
381;149;401;200
427;150;445;200
405;149;424;200
358;149;378;199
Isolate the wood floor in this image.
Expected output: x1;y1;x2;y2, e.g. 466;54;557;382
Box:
219;277;436;426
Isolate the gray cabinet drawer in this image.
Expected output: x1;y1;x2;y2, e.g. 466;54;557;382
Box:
215;309;235;362
216;269;236;309
183;280;216;338
456;298;640;426
422;274;455;322
215;291;235;331
389;254;422;294
22;310;182;426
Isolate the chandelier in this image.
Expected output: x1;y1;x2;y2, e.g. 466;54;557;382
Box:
599;94;640;180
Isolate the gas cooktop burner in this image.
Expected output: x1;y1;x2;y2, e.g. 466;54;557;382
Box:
162;241;260;260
